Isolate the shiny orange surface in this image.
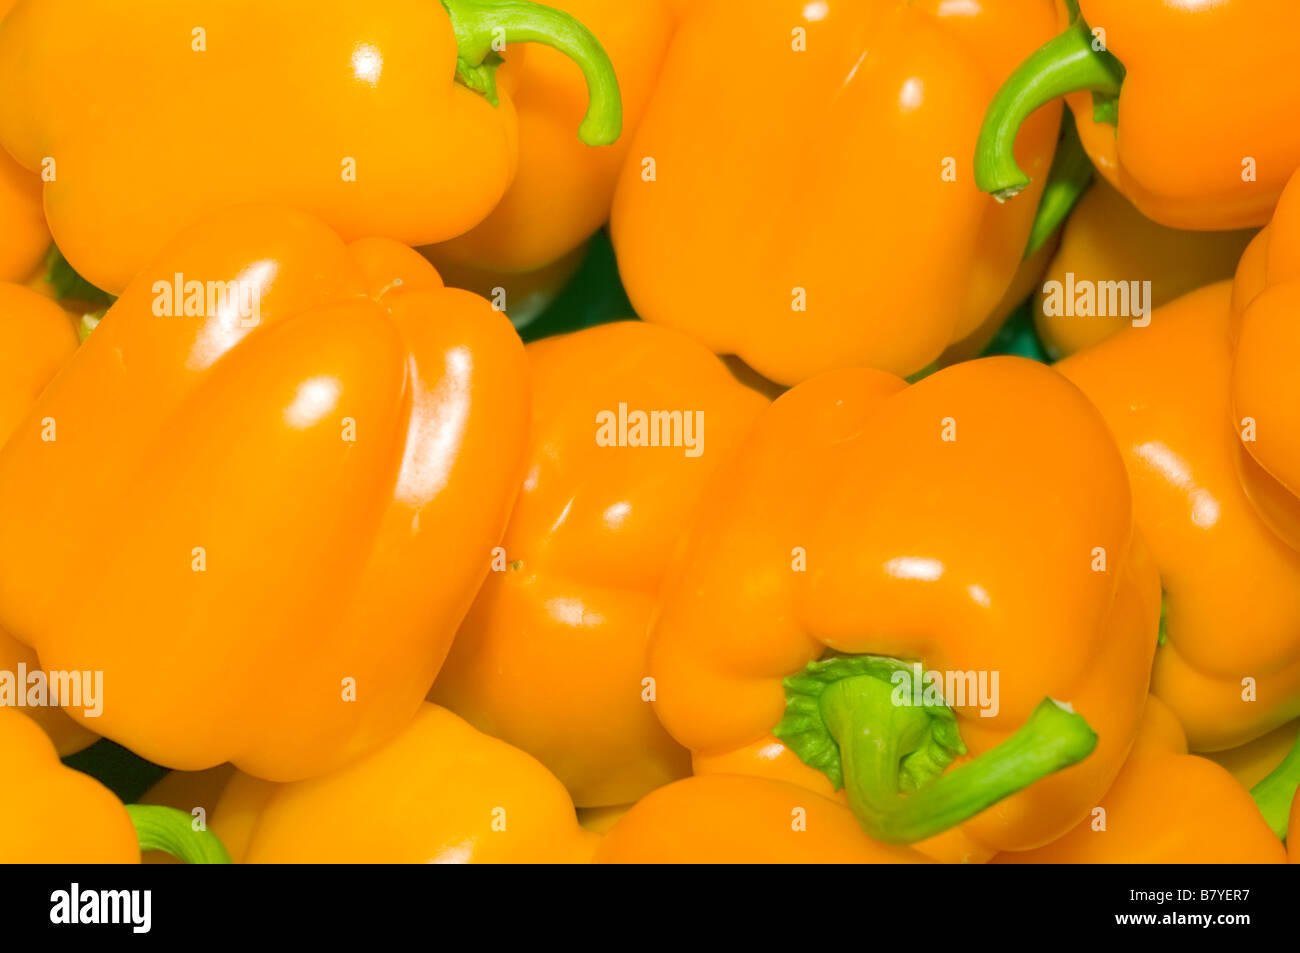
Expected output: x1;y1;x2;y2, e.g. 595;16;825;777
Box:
0;0;531;293
433;321;767;806
0;205;530;781
213;704;597;863
1068;0;1300;229
1036;178;1255;358
594;774;929;863
0;708;138;862
648;358;1159;852
998;697;1286;863
612;0;1063;384
1059;283;1300;750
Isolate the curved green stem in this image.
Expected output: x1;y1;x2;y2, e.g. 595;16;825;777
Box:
440;0;622;146
773;656;1097;844
1250;726;1300;840
975;17;1124;200
126;805;232;864
1023;115;1093;258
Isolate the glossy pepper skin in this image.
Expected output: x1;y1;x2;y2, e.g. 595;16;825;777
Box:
0;282;95;756
0;0;623;295
0;205;530;782
422;1;672;280
977;1;1300;230
0;708;138;863
1035;178;1255;359
1231;171;1300;554
1058;283;1300;750
648;358;1159;852
213;704;597;863
611;0;1063;385
595;775;928;864
998;697;1286;863
432;321;768;807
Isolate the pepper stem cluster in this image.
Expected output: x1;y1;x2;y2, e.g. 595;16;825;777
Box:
774;656;1097;844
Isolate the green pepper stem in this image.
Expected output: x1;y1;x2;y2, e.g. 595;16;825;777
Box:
1249;726;1300;840
820;676;1096;844
126;805;232;864
440;0;622;146
974;17;1123;200
1023;115;1093;258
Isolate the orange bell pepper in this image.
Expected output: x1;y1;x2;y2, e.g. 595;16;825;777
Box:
611;0;1064;384
648;358;1159;852
1035;178;1255;359
0;708;138;862
595;775;928;864
432;321;768;807
1058;283;1300;750
0;205;530;781
0;0;623;295
977;1;1300;230
213;703;597;863
997;697;1287;863
1231;170;1300;554
0;281;95;756
422;1;672;288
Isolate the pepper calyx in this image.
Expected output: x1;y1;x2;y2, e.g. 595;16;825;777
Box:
774;654;1098;844
774;655;965;793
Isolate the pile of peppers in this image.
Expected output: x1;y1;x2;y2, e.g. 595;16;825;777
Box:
1;0;1299;865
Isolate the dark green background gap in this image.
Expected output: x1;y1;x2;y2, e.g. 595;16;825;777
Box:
58;228;1048;802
